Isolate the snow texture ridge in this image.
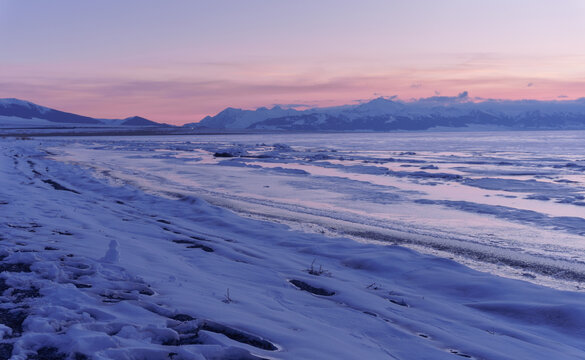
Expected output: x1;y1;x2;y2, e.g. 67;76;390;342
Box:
2;136;585;359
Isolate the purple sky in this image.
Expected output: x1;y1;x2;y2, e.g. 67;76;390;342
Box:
1;0;584;124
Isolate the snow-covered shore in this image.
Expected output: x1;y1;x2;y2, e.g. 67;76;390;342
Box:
2;137;585;359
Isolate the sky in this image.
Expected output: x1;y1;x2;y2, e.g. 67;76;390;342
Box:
1;0;585;125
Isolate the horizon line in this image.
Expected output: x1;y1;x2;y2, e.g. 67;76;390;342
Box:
3;92;585;126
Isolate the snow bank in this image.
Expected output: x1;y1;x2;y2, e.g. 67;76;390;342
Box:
2;134;585;359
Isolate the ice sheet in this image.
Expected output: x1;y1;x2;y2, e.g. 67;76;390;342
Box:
47;131;585;290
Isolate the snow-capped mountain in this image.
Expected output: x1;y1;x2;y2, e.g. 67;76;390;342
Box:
187;93;585;131
192;105;301;129
0;98;163;127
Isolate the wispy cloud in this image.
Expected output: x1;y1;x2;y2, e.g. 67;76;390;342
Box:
2;61;584;125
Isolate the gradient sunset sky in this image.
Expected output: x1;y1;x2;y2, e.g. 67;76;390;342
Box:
1;0;584;124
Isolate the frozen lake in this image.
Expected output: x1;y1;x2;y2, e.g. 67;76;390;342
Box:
50;130;585;290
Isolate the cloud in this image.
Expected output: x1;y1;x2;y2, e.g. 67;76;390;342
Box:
371;94;398;99
271;103;311;109
1;75;401;123
2;67;585;125
352;94;398;104
418;91;470;103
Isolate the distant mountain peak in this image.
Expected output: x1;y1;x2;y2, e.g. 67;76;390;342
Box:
355;96;401;108
123;116;148;121
188;94;585;132
0;98;163;127
367;96;396;104
0;98;51;114
186;104;299;129
220;107;242;113
0;98;34;105
121;116;160;126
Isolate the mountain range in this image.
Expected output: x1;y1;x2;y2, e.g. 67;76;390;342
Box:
4;94;585;132
186;92;585;131
0;98;163;127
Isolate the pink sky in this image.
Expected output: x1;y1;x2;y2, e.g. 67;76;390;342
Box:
1;0;584;124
